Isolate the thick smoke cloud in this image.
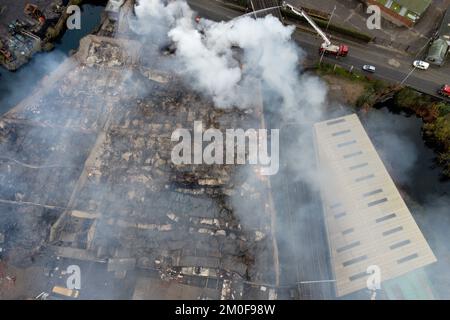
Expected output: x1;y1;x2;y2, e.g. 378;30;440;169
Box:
132;0;329;192
131;0;193;46
0;51;67;115
133;0;327;114
361;111;419;185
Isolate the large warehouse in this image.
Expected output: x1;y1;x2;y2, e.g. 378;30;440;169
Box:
314;114;436;297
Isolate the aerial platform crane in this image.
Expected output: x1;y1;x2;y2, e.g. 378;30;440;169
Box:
282;2;349;57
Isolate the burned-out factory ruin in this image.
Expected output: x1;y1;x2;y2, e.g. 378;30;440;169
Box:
0;1;278;299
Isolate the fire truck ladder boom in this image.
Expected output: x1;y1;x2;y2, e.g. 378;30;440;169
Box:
282;2;332;47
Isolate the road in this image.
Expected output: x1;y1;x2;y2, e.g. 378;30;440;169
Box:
187;0;450;100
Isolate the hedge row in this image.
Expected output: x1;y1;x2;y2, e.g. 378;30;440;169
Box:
281;9;373;43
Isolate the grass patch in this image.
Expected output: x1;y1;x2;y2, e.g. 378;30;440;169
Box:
316;63;391;108
424;115;450;177
436;102;450;117
316;63;362;81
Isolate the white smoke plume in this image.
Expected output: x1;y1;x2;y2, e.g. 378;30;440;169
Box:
133;0;327;114
132;0;329;188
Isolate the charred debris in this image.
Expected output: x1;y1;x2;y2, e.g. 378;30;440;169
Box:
0;1;277;300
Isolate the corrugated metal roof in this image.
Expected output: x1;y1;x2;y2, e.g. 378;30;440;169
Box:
313;114;436;297
426;38;448;65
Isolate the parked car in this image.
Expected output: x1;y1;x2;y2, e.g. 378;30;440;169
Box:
362;65;376;73
413;60;430;70
438;84;450;98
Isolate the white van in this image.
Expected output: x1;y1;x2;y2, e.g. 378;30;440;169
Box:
413;60;430;70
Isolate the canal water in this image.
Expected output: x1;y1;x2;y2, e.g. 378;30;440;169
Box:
360;105;450;299
0;3;104;115
360;106;450;204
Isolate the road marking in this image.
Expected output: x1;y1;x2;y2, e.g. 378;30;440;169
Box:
388;58;401;68
344;11;355;23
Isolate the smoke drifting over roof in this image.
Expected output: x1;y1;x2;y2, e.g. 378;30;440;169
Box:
133;0;326;113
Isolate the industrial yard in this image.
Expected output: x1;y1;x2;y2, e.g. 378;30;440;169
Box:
0;0;87;70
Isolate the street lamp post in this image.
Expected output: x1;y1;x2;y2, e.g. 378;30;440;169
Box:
249;0;257;18
414;37;432;59
326;5;337;31
400;65;417;85
319;5;337;65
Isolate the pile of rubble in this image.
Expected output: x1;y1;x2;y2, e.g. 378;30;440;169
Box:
0;1;277;299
